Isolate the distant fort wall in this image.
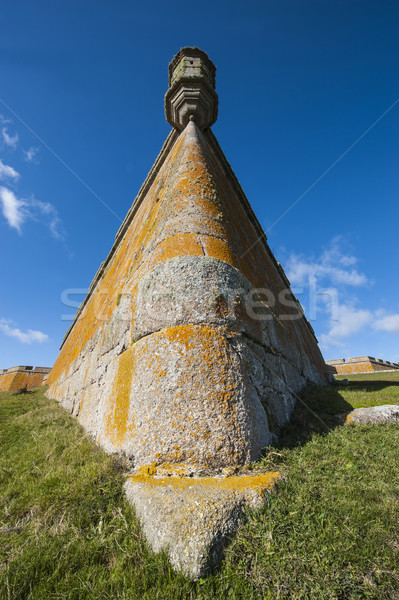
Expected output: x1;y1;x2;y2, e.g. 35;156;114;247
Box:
326;356;399;375
0;366;52;392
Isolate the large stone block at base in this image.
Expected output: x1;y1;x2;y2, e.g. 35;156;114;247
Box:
340;405;399;425
124;470;280;579
97;323;271;468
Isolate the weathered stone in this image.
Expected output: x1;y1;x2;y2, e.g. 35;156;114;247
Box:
132;255;263;343
340;404;399;425
165;47;218;130
46;48;330;577
97;323;271;467
327;356;399;375
0;365;51;392
124;470;280;579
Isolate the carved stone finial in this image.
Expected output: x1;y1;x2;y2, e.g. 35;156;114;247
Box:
165;47;218;131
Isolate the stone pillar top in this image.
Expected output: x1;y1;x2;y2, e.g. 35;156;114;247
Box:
165;47;218;131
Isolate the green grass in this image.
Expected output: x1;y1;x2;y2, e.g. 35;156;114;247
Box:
0;382;398;599
335;370;399;383
333;370;399;409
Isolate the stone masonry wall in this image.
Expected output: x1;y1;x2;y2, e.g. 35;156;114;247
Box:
327;357;399;375
47;121;329;470
0;366;52;392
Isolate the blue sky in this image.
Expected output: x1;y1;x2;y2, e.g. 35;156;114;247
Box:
0;0;398;368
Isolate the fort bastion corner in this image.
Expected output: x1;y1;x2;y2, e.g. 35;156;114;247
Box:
46;47;329;578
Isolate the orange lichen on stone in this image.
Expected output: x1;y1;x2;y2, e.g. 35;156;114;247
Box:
199;234;239;267
104;347;135;447
48;106;328;472
135;463;195;477
148;233;204;267
0;367;50;392
90;321;270;469
126;470;281;492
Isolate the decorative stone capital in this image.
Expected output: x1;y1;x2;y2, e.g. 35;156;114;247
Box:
165;47;218;131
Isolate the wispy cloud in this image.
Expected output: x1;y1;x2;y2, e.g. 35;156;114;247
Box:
285;235;369;288
30;198;63;239
279;236;399;353
0;117;65;242
0;319;49;344
0;186;25;232
320;306;399;350
0;158;20;181
2;127;19;149
373;312;399;333
319;304;372;348
0;185;64;239
23;146;39;163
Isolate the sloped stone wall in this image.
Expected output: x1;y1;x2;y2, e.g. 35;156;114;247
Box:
47;121;328;470
327;356;399;375
0;366;51;392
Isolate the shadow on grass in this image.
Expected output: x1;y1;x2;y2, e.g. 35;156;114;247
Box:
13;387;33;395
338;379;399;391
275;375;399;451
276;383;353;450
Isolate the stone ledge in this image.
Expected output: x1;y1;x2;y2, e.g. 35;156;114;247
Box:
124;469;280;579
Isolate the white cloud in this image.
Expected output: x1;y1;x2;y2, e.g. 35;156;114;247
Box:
0;319;49;344
2;127;19;149
319;304;372;348
30;198;63;239
23;147;39;163
0;186;26;232
281;237;399;353
374;313;399;333
0;159;20;181
285;235;368;288
0;185;63;239
320;305;399;350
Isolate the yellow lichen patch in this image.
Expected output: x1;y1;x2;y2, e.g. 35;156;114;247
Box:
47;114;327;444
136;463;194;477
200;235;239;268
136;464;158;477
47;119;239;391
122;323;252;467
104;348;135;447
147;233;204;268
126;471;281;492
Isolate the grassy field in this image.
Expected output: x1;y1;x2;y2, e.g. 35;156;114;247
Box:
331;370;399;410
0;374;398;599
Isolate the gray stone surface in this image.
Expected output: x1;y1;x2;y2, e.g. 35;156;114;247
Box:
50;250;323;466
132;255;262;343
97;322;272;468
165;47;218;130
340;404;399;425
46;47;331;579
49;253;324;466
124;470;280;579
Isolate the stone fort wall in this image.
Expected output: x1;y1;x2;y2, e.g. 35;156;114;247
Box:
0;366;52;392
47;121;329;469
326;356;399;375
